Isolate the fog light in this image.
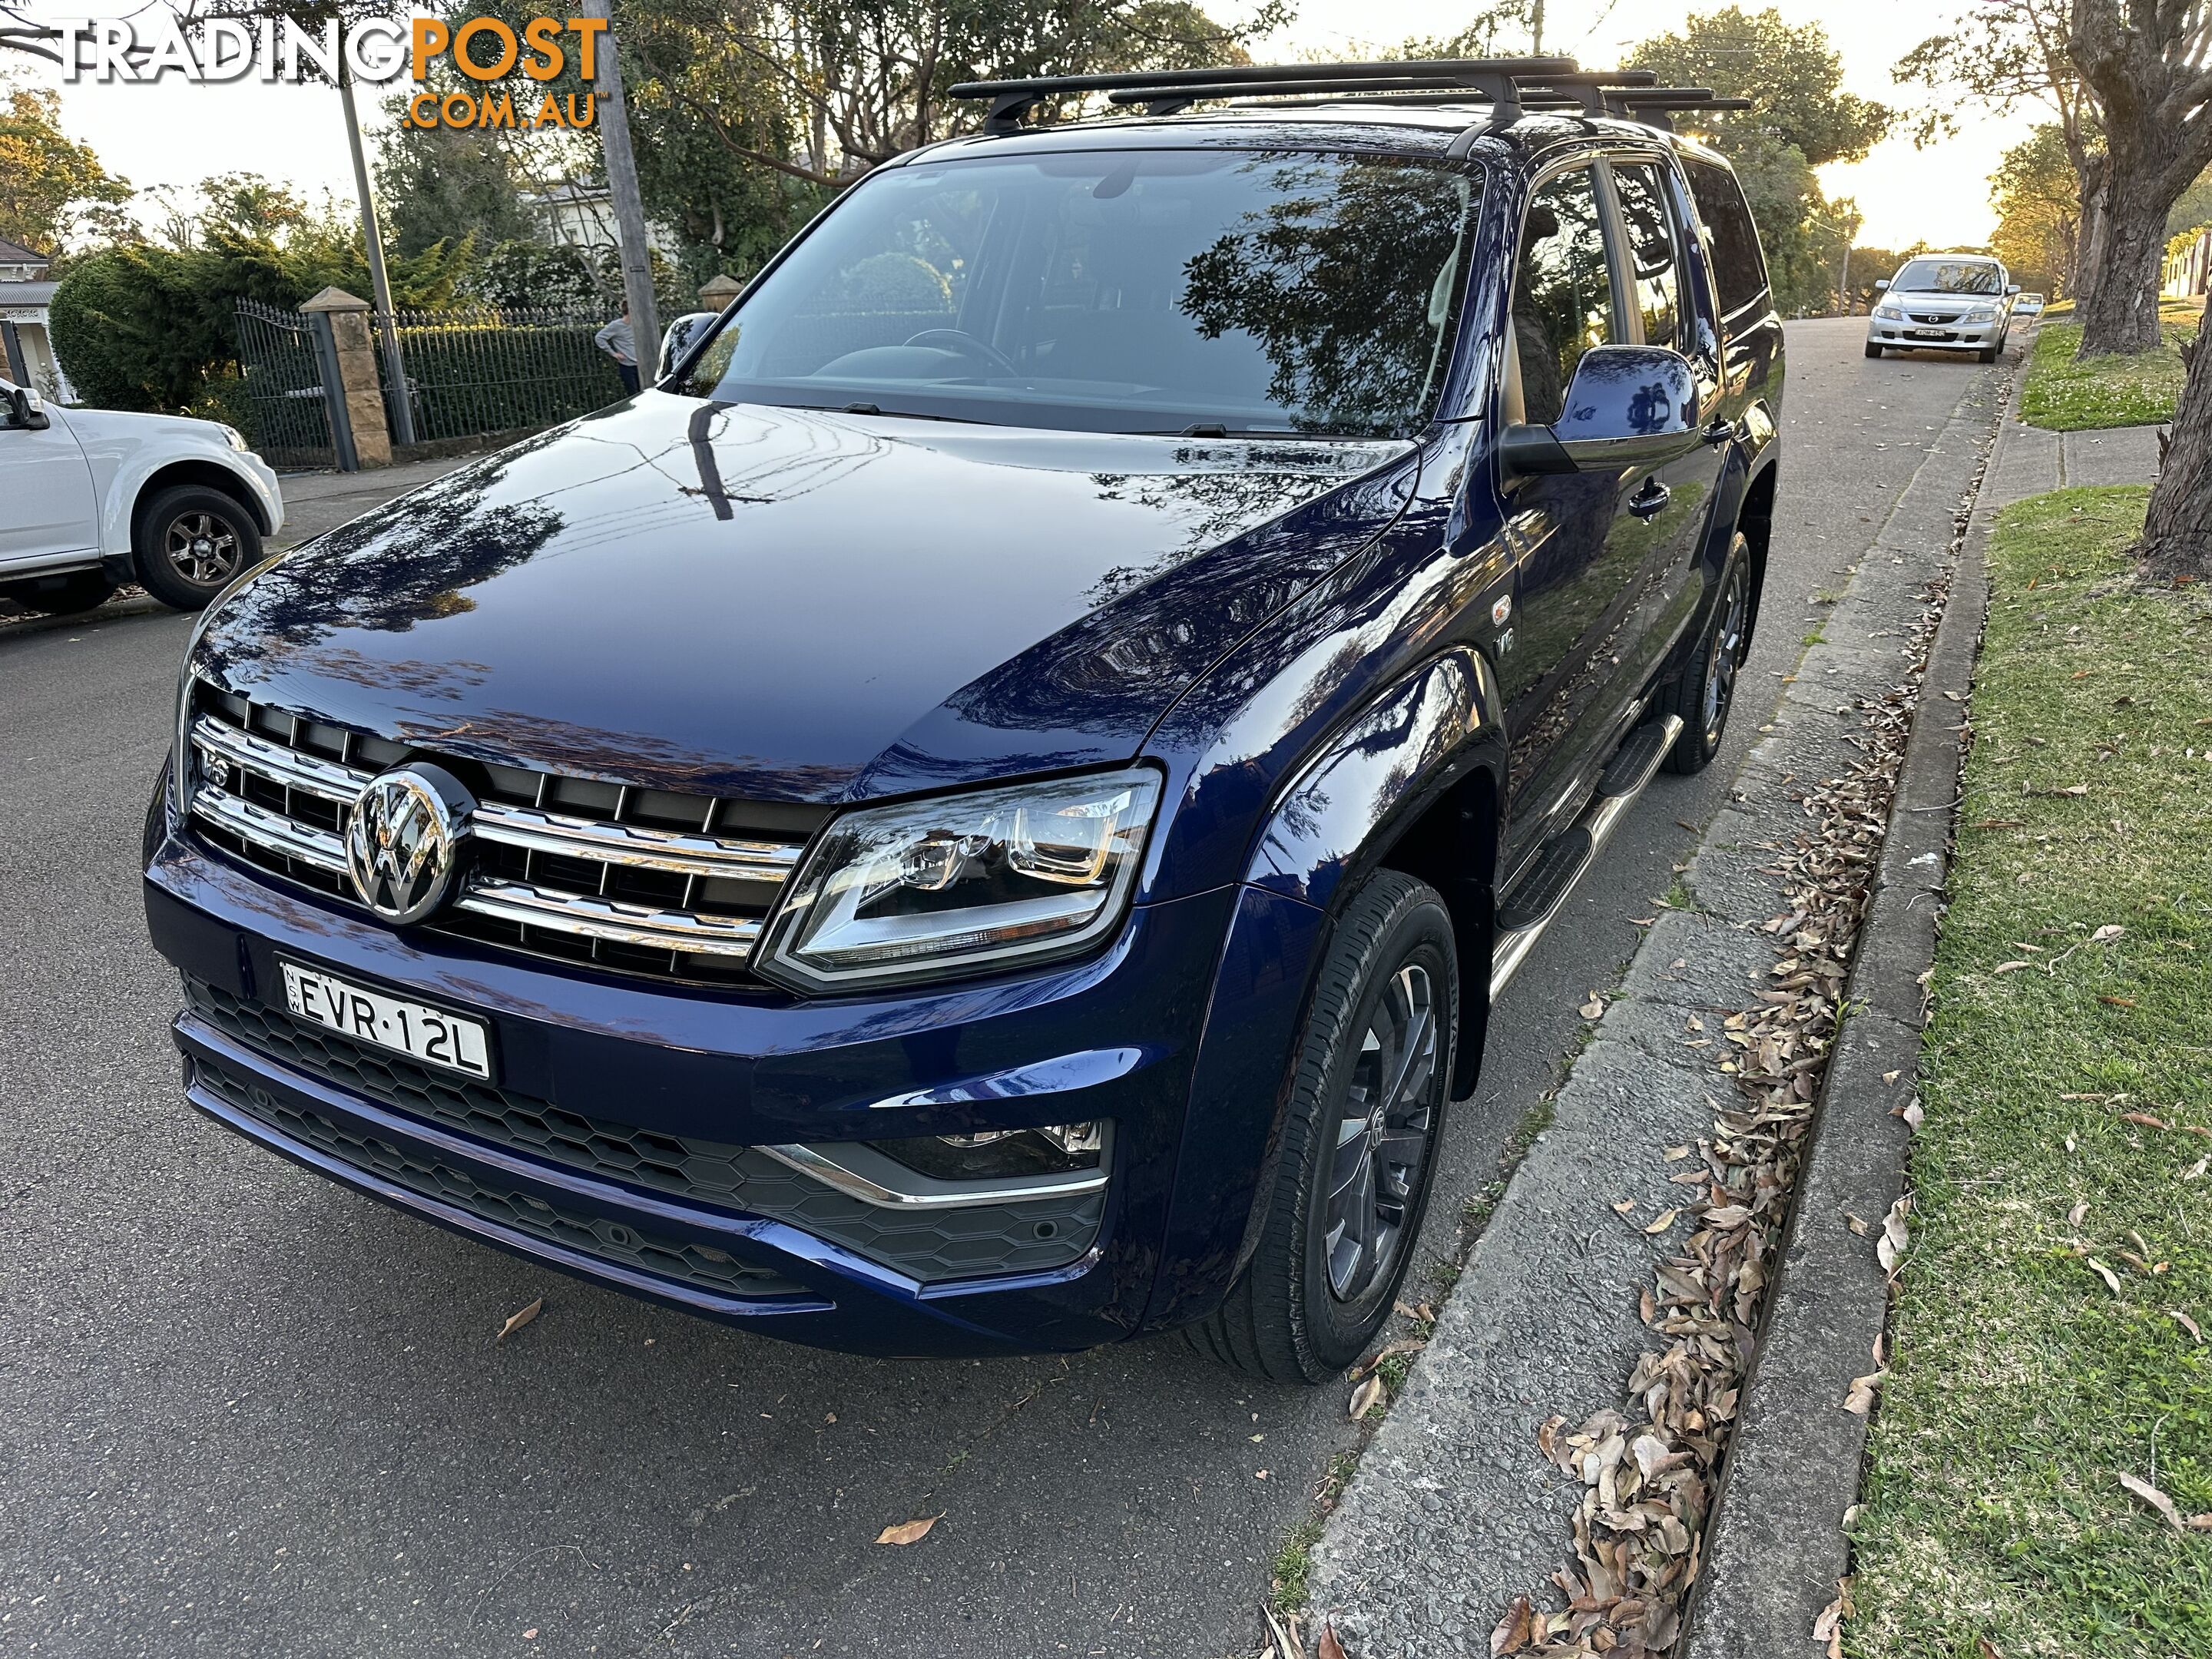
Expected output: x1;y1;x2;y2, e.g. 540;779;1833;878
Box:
873;1122;1108;1181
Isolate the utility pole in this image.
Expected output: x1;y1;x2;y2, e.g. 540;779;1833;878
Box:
1531;0;1545;55
337;61;414;445
578;0;659;367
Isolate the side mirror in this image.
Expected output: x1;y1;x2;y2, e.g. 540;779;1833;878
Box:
657;312;718;382
1873;278;1890;292
1502;345;1701;476
7;385;50;430
2005;283;2022;296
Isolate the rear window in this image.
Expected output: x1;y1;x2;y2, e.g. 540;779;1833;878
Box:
1682;160;1768;316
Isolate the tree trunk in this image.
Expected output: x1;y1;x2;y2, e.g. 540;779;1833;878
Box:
2074;166;2167;356
2137;300;2212;581
2071;154;2106;313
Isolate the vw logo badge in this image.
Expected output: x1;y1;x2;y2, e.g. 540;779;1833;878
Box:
344;763;474;925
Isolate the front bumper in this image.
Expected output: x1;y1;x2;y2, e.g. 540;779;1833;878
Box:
1868;319;2002;351
146;820;1249;1357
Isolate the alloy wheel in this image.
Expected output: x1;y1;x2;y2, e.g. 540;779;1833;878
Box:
1321;961;1440;1302
1702;565;1749;749
164;510;241;587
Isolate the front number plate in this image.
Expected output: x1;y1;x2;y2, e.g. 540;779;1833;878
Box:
280;962;492;1080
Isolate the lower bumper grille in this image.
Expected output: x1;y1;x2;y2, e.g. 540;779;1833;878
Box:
193;1051;806;1302
183;977;1104;1284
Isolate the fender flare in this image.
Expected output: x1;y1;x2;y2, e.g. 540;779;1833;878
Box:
1242;644;1506;917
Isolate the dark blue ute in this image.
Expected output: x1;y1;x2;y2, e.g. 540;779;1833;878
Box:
145;59;1783;1381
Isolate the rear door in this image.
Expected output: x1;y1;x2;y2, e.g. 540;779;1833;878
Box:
0;380;98;570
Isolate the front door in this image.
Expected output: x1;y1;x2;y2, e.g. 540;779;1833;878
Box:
0;383;98;569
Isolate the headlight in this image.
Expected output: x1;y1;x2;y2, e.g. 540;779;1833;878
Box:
1962;306;1996;323
1874;303;1906;320
757;767;1162;992
217;423;249;452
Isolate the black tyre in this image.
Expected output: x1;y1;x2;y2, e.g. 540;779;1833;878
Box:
2;568;117;615
1189;869;1458;1383
132;484;260;611
1977;344;1998;364
1864;341;1883;359
1661;531;1752;776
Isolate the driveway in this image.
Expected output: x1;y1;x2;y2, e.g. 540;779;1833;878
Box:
0;321;2005;1657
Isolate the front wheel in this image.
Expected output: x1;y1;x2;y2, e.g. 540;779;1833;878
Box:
1189;870;1458;1383
1864;341;1883;359
1661;531;1752;775
132;484;261;611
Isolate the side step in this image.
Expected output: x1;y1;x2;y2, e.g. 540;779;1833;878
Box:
1490;714;1684;1003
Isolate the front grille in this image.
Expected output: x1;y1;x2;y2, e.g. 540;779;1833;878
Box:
184;977;1106;1284
184;683;828;985
192;1050;807;1301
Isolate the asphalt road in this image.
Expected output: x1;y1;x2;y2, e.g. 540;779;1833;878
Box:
0;320;2007;1659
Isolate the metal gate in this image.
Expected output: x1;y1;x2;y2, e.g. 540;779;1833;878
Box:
233;299;337;471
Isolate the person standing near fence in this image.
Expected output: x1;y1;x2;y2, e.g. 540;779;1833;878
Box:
594;312;640;396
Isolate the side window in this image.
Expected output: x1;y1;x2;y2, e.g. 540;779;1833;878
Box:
1512;168;1616;426
1683;159;1769;316
1610;163;1684;350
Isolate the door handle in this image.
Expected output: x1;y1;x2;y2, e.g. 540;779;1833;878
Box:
1701;416;1737;446
1628;478;1671;519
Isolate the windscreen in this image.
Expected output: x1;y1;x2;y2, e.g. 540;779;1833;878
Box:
677;150;1480;438
1892;259;2002;296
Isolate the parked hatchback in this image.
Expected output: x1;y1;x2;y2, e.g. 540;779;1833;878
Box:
144;61;1782;1382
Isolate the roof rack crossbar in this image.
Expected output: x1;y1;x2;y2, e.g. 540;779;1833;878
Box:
949;56;1581;131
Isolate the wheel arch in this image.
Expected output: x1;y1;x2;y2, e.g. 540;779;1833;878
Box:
1734;456;1777;652
134;460;276;538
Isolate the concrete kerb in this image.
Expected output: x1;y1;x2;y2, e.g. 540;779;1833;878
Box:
1679;363;2032;1658
1310;372;2011;1659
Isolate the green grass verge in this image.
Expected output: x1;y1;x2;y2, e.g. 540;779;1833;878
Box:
2019;322;2190;432
1848;487;2212;1657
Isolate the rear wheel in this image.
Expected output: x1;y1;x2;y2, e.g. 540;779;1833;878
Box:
1;568;116;616
133;484;260;611
1661;531;1752;775
1189;870;1457;1383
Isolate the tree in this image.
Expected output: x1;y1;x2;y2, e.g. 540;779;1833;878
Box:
374;120;535;260
0;74;130;255
1630;9;1891;314
2138;300;2212;578
1896;0;2101;306
2068;0;2212;353
1990;124;2081;296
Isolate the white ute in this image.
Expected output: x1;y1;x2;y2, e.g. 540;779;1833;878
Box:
1866;253;2019;364
2;376;284;616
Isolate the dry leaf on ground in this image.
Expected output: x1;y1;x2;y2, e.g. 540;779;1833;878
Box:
1318;1624;1347;1659
495;1297;543;1345
1641;1207;1679;1235
1489;1594;1535;1654
1842;1372;1886;1415
1580;998;1606;1020
2171;1309;2204;1343
1349;1374;1386;1419
2088;1257;2124;1296
2120;1472;2184;1531
875;1515;939;1546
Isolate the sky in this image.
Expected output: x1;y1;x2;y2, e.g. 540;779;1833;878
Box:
12;0;2038;251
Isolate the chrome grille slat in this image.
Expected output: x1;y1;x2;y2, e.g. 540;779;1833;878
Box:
190;786;349;873
184;687;816;983
455;878;763;957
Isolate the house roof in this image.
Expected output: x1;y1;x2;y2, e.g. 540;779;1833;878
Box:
0;236;52;267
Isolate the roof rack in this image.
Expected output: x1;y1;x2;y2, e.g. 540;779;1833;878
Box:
948;58;1579;131
1601;89;1753;130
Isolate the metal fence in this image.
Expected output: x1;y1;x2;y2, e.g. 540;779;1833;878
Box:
233;298;337;470
375;306;628;445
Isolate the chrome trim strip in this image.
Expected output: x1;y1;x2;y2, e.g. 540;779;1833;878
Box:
1489;714;1683;1004
471;803;802;883
190;786;350;874
455;876;763;958
756;1141;1109;1210
191;714;368;804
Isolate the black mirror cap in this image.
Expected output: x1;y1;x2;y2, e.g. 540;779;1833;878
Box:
657;312;720;383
